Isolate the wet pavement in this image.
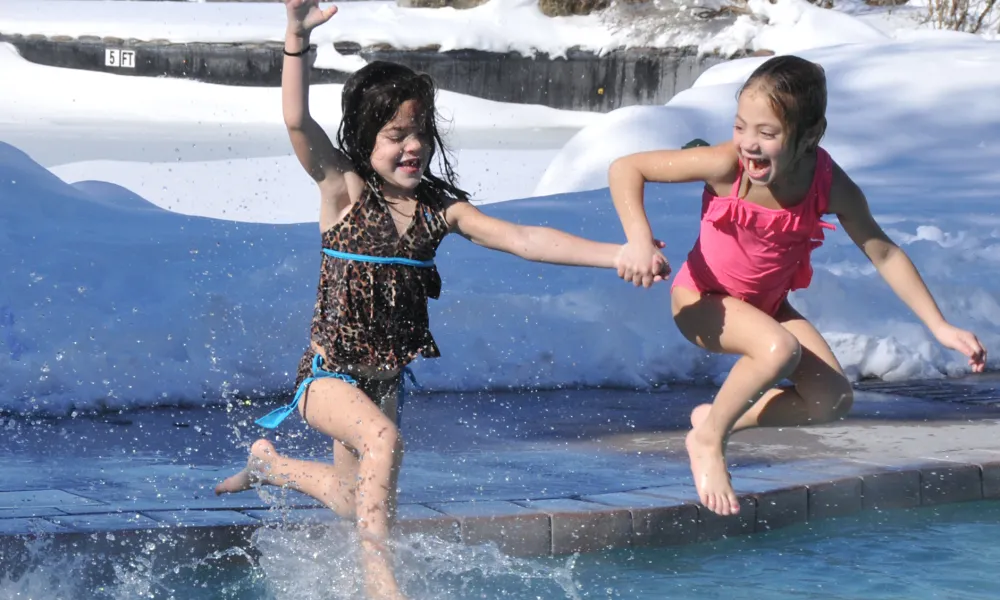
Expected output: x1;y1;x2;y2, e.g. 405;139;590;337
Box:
1;374;999;556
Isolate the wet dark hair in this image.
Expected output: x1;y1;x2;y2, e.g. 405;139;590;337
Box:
336;60;469;204
738;55;828;152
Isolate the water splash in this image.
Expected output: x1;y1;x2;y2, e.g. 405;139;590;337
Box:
0;532;259;600
106;546;260;600
1;519;584;600
394;533;582;600
253;522;582;600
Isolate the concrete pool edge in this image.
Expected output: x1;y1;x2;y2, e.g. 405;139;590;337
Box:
2;450;998;558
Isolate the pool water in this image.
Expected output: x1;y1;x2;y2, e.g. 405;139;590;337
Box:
559;500;1000;599
3;500;999;599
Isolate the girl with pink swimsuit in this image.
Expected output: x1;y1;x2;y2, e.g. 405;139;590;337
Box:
608;55;988;517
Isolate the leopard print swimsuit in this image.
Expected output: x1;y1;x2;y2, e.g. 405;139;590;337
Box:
294;184;451;390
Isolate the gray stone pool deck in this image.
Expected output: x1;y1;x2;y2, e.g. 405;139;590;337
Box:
1;374;998;561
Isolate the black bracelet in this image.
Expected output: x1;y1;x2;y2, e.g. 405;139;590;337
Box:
283;44;316;57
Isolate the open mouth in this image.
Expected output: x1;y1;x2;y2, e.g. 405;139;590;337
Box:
398;158;422;175
744;156;772;180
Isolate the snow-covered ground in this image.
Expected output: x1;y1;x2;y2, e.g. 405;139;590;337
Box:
0;0;995;63
0;0;997;415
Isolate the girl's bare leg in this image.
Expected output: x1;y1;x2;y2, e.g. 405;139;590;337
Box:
326;380;403;524
689;301;855;432
672;289;804;516
214;437;358;518
216;379;406;599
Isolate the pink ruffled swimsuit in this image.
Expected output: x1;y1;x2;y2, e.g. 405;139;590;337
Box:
671;147;835;317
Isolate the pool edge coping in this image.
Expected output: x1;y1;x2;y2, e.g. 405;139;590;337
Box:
2;451;998;557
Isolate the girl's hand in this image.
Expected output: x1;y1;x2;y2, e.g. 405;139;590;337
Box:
285;0;337;37
616;240;670;288
933;322;988;373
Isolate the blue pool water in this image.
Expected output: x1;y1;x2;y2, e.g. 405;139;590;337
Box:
4;501;998;599
556;501;1000;599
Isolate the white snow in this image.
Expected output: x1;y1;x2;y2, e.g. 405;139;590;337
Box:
0;0;997;415
1;0;994;61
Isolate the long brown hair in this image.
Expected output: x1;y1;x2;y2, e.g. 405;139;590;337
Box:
336;61;469;205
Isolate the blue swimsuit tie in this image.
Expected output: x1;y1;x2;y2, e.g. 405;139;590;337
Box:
255;352;356;429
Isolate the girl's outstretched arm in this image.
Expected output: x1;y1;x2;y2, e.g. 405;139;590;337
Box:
829;165;987;372
282;1;351;188
445;201;652;270
608;142;736;287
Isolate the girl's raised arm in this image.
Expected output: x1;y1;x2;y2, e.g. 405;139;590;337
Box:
282;1;351;188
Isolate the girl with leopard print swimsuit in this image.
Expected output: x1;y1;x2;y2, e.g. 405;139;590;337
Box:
215;2;666;598
290;180;450;426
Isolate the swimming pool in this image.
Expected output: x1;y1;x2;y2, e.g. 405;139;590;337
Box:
3;500;997;599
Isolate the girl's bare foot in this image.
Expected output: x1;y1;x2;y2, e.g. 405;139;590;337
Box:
214;439;276;495
684;428;740;516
